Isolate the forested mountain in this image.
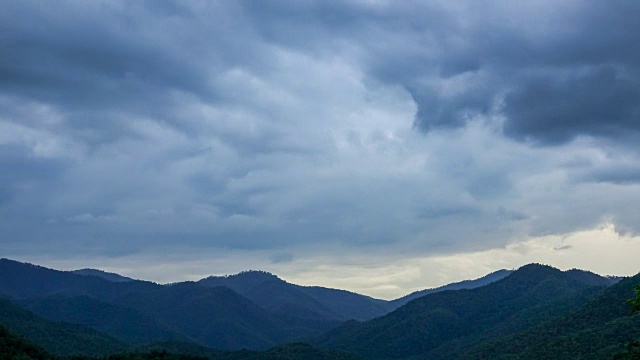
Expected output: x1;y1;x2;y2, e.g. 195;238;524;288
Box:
318;264;618;359
389;269;513;308
2;258;636;359
0;259;157;301
112;281;338;350
0;298;127;356
0;324;361;360
462;272;640;359
0;323;54;360
20;295;189;345
0;259;338;350
197;271;392;321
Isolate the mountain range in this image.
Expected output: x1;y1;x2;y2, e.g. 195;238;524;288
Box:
0;257;638;359
317;264;628;359
197;270;393;321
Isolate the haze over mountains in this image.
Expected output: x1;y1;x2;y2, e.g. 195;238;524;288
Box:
1;257;639;359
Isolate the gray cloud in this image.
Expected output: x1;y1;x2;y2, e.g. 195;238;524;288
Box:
503;66;640;144
367;2;640;144
1;0;640;286
270;252;294;264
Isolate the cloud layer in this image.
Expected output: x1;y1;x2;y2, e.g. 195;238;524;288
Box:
2;1;640;296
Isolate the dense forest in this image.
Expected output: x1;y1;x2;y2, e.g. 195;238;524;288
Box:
0;325;360;360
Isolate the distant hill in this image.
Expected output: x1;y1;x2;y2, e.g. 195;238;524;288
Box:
113;281;339;350
318;264;616;359
0;259;338;350
197;270;393;321
0;298;128;356
389;268;619;309
70;268;135;282
389;269;513;308
0;258;158;301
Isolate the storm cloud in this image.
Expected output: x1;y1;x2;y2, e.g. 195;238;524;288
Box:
2;0;640;297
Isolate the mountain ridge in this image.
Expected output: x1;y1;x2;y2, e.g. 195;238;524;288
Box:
318;263;619;359
0;258;337;350
0;258;635;359
70;268;135;283
198;270;393;321
389;269;514;308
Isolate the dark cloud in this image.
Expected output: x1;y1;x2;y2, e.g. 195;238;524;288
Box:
0;1;272;145
408;84;491;131
0;144;70;211
385;2;640;144
575;162;640;185
503;66;640;144
2;0;640;278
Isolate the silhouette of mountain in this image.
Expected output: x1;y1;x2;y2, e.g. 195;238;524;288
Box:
389;269;513;308
70;268;135;282
318;264;616;359
197;271;392;321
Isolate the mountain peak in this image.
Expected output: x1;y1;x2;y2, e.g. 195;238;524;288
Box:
506;264;617;287
509;263;561;278
70;268;134;283
563;268;621;286
202;270;281;283
198;270;284;291
229;270;279;279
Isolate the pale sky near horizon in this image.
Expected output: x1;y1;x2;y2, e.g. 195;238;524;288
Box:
2;1;640;299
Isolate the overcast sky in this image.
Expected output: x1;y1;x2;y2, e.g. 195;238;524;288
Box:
2;0;640;299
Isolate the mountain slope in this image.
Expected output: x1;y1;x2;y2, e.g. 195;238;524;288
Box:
0;258;157;301
197;271;392;321
0;259;339;350
319;264;612;359
113;281;339;350
144;342;363;360
0;322;55;360
21;295;189;345
462;271;640;360
389;269;513;308
70;268;135;282
0;298;128;356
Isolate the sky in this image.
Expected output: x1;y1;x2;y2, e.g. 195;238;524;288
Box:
2;0;640;299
